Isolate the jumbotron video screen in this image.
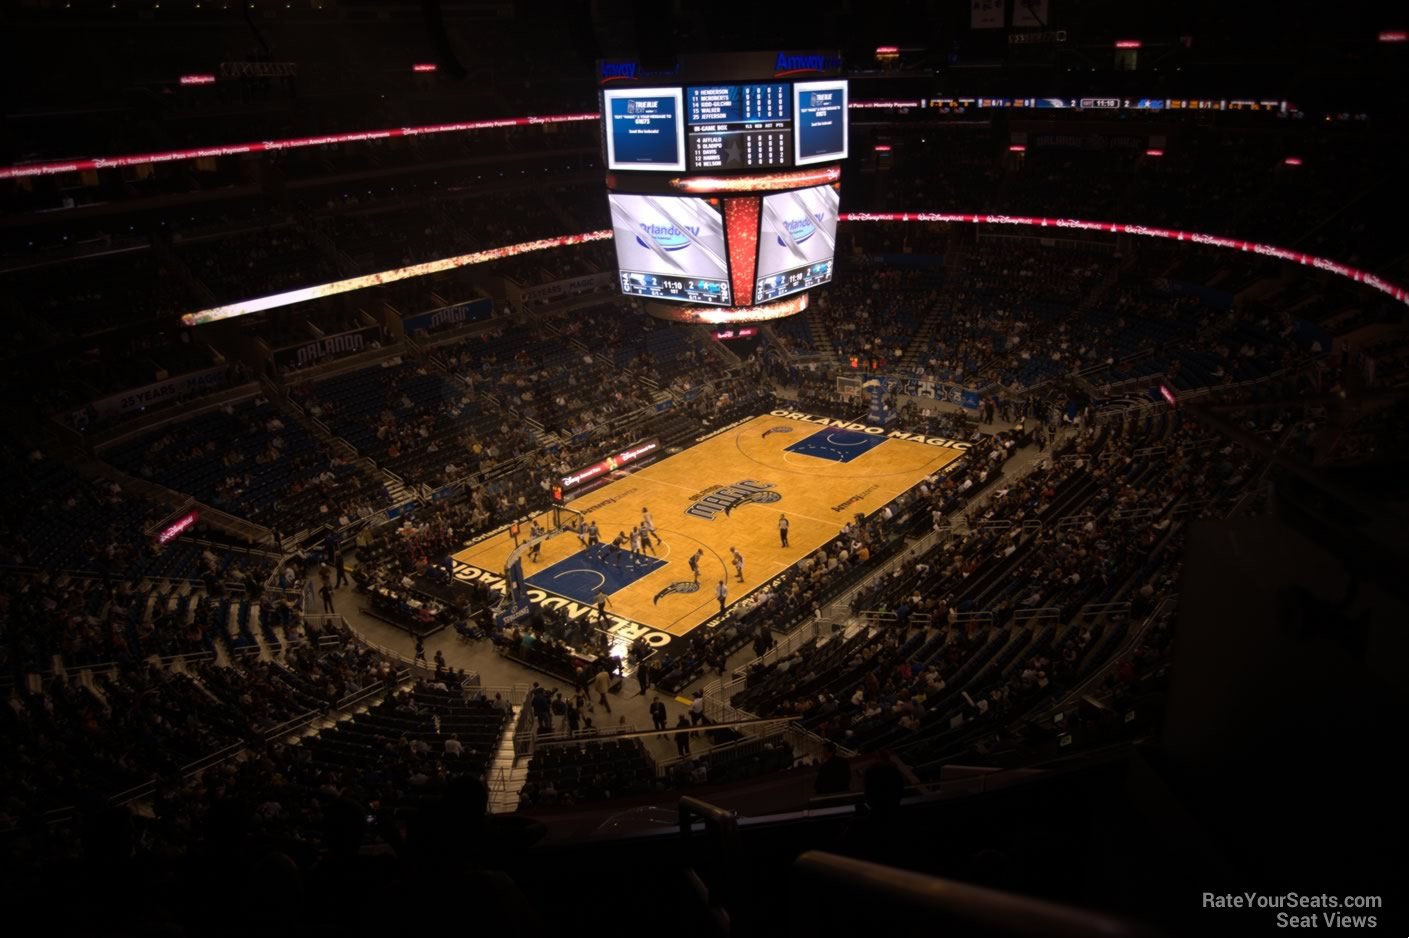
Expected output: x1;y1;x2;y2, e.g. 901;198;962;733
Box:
609;194;732;305
600;51;848;322
755;183;839;304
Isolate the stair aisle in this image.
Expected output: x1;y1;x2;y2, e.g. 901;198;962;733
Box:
487;709;529;814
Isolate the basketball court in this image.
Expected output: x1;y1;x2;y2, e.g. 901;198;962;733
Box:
451;410;967;646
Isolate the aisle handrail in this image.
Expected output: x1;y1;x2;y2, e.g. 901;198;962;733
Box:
791;851;1157;938
678;796;740;937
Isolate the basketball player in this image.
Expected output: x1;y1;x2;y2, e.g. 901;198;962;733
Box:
779;513;790;548
587;520;600;547
594;588;612;623
716;579;728;614
629;526;643;555
528;520;543;562
636;523;656;556
641;507;663;546
609;531;628;566
730;547;745;583
689;549;703;583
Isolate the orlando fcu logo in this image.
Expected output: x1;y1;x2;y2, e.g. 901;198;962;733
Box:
778;213;824;246
653;580;700;605
637;223;698;252
686;480;782;521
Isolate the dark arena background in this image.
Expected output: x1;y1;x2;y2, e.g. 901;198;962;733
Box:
2;2;1406;936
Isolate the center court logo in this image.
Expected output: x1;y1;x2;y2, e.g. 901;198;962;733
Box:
761;425;794;439
637;223;698;251
653;580;700;605
685;480;782;520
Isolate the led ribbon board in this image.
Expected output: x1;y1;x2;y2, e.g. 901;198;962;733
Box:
0;113;601;180
180;231;612;326
181;215;1408;326
2;97;1300;179
838;213;1408;305
560;440;661;491
156;510;200;543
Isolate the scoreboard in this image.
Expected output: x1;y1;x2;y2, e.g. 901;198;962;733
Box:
600;52;847;323
686;83;791;170
604;73;846;173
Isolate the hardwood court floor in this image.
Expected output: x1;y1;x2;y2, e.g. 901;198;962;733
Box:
453;413;965;639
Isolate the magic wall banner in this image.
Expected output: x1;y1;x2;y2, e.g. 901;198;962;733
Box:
80;366;227;420
272;326;380;370
517;272;616;305
402;297;493;334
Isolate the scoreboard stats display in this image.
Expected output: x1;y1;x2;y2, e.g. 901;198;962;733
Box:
755;184;840;303
604;87;686;172
609;194;732;306
685;83;791;170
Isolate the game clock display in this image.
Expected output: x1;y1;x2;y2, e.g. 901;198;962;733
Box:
756;259;833;303
618;271;731;305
